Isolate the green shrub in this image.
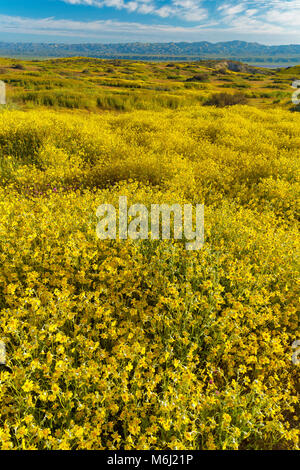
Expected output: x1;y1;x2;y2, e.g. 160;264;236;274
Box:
205;92;248;107
185;73;210;83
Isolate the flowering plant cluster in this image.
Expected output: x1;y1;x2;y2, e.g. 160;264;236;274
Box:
0;103;299;450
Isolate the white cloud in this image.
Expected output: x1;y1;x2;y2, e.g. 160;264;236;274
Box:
0;14;217;40
211;0;300;39
265;0;300;26
60;0;300;31
62;0;208;22
218;3;246;16
1;1;300;43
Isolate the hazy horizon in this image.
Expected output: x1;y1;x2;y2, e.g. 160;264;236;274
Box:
1;39;300;46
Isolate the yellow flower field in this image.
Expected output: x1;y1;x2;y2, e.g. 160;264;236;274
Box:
0;101;299;449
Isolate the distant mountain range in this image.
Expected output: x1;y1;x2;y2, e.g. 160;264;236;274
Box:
1;40;300;63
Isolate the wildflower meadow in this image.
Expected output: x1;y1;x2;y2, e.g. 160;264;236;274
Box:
0;58;299;450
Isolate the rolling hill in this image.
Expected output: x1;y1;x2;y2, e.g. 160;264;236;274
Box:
1;40;300;64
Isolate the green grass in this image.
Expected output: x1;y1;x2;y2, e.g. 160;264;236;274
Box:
0;56;298;113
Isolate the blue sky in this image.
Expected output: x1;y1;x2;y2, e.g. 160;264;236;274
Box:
0;1;299;44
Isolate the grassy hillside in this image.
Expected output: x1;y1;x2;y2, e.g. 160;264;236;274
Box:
0;57;299;112
0;58;299;450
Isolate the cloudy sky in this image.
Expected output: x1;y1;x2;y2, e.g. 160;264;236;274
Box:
0;0;299;44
